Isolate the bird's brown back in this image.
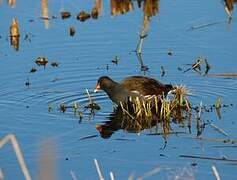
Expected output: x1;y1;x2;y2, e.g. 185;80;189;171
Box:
120;76;169;96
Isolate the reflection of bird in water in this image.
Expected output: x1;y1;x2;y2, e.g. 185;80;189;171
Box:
224;0;237;18
96;106;162;139
94;76;173;105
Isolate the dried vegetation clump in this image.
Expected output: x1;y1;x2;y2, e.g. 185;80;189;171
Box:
117;85;191;134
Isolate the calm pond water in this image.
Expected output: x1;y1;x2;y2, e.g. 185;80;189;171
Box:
0;0;237;179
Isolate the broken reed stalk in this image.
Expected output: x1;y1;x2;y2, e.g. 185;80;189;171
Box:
208;74;237;77
70;170;78;180
0;134;31;180
0;169;4;179
120;102;135;119
198;101;202;119
10;18;20;37
180;154;237;163
38;140;56;180
215;97;221;109
210;123;229;137
110;172;115;180
128;173;135;180
137;166;161;180
94;159;105;180
189;136;237;143
212;165;221;180
86;88;93;104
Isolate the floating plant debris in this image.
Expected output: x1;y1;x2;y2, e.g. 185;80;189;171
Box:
60;102;81;113
76;11;91;22
141;65;149;71
35;57;48;67
48;104;53;112
91;7;99;19
51;78;60;82
167;50;173;56
24;33;33;42
69;26;76;36
85;89;101;110
61;11;71;19
84;103;101;110
29;68;37;73
51;62;60;67
111;56;119;65
72;102;79;114
78;112;83;122
183;57;211;75
25;78;31;87
160;65;165;76
59;104;67;113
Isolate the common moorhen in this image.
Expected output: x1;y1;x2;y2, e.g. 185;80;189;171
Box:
94;76;173;104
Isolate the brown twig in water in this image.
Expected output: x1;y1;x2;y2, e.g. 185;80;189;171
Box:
0;134;31;180
212;165;221;180
94;159;105;180
188;136;237;143
179;154;237;163
208;74;237;77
